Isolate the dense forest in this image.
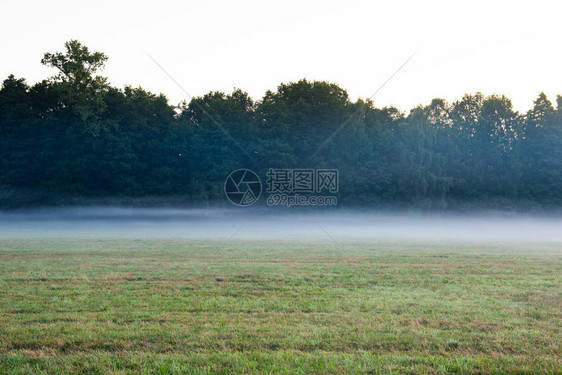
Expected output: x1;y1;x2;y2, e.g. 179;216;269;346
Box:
1;40;561;210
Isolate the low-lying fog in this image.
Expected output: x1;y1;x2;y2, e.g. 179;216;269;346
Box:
0;207;561;243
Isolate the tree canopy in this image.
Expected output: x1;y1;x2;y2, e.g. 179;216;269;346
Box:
1;41;561;210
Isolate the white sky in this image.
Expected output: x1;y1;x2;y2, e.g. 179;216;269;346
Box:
1;0;561;113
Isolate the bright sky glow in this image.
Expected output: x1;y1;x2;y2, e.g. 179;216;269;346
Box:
1;0;561;112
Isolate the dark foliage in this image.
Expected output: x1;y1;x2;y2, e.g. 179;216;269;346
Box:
1;41;561;209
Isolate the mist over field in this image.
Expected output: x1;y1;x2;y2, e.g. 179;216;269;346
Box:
2;1;562;373
1;207;561;243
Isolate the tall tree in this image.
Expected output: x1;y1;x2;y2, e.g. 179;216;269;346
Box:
41;40;109;125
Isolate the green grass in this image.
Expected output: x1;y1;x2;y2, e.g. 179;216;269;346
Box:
0;239;560;374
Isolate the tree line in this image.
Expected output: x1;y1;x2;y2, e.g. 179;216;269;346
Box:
1;40;561;210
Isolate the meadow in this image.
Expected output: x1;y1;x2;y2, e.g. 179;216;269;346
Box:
0;238;560;374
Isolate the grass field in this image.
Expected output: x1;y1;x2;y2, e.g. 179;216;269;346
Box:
0;238;560;374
